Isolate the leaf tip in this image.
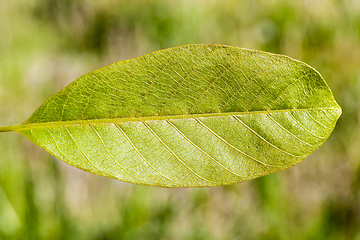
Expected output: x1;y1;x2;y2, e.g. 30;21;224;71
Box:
336;106;342;119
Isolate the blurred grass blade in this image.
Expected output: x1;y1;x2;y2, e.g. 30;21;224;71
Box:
0;44;341;187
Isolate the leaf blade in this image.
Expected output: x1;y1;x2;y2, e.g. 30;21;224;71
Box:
14;44;341;187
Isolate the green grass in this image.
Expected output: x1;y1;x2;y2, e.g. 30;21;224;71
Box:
0;0;359;239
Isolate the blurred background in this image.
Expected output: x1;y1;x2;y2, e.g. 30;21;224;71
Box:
0;0;359;239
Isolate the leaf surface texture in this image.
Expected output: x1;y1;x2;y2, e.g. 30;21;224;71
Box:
14;44;341;187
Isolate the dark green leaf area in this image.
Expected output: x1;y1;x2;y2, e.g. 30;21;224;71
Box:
25;45;339;124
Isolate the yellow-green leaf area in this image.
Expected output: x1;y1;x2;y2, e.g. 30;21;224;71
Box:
9;44;341;187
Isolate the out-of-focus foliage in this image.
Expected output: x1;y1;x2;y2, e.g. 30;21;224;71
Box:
0;0;358;239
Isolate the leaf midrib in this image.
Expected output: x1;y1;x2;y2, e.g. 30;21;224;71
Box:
0;107;340;133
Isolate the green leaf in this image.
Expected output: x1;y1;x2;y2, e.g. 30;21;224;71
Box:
0;44;341;187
